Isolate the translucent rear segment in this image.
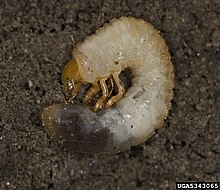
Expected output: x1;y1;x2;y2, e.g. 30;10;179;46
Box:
42;103;113;153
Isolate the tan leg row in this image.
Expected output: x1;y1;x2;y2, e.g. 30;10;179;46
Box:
66;73;125;111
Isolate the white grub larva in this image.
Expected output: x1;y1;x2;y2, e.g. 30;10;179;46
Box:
42;16;174;154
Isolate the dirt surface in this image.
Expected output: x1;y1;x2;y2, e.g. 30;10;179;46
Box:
0;0;219;189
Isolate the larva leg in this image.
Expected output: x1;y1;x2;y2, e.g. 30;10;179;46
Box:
67;81;81;102
108;76;114;98
106;72;125;109
83;81;101;104
94;78;109;112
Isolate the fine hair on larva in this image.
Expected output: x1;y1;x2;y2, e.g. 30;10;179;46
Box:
42;16;174;154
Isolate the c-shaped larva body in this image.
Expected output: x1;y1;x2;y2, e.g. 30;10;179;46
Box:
42;16;174;154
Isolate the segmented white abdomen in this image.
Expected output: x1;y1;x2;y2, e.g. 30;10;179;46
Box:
73;17;174;152
74;17;159;81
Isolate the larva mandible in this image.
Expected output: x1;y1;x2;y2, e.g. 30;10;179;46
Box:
42;16;174;154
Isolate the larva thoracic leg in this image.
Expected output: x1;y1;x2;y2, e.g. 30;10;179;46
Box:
106;72;125;109
83;81;101;105
42;16;174;154
94;78;109;112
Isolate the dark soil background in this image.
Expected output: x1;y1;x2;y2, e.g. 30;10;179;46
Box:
0;0;219;189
